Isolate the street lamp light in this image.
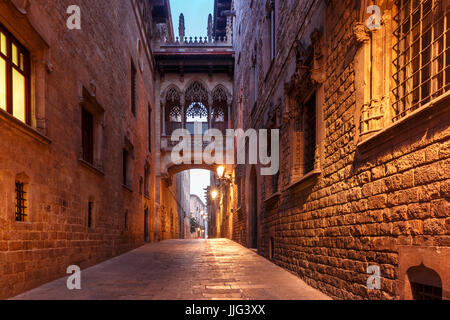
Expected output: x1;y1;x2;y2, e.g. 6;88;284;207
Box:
217;165;225;179
216;165;232;184
211;189;218;200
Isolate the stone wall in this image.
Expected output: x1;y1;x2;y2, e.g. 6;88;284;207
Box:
232;0;449;299
0;0;159;299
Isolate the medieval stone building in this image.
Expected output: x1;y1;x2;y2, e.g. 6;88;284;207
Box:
231;0;449;300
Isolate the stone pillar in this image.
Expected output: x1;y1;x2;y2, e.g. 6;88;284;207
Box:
161;102;166;135
181;94;186;129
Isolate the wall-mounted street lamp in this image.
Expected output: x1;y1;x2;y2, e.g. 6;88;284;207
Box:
211;189;218;200
216;165;232;184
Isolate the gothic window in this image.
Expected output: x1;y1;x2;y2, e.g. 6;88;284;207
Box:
185;81;209;104
186;102;208;121
393;0;449;121
186;102;208;134
212;86;228;127
165;87;181;122
0;22;31;125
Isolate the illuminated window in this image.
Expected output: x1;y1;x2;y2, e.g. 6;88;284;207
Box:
0;23;31;124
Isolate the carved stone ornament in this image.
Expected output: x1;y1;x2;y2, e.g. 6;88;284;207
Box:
353;22;370;43
310;28;326;85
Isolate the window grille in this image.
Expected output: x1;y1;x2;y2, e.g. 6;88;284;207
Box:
393;0;449;121
15;182;27;222
411;282;442;300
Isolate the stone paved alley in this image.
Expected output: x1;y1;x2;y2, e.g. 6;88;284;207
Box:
12;239;330;300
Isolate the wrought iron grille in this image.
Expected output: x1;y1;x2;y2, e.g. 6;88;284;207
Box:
411;282;442;300
15;182;27;222
393;0;449;122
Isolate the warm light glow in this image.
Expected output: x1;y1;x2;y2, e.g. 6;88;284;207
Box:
211;189;218;200
0;57;6;110
12;69;25;122
217;166;225;179
0;33;6;56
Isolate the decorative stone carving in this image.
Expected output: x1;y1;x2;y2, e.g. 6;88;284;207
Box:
310;29;326;85
207;14;213;42
179;14;185;43
185;81;209;102
353;22;370;43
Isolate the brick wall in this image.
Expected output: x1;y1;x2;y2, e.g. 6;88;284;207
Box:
0;0;159;298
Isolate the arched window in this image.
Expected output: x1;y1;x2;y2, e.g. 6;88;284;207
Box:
211;85;229;133
165;87;181;122
408;264;443;300
185;81;209;134
164;86;182;135
186;102;208;134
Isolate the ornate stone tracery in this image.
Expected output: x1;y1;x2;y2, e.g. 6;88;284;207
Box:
186;103;208;119
185;81;209;103
162;81;231;134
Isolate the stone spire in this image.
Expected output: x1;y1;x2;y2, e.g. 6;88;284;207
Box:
207;14;213;42
179;13;185;42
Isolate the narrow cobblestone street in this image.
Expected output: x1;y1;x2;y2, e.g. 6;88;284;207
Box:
12;239;330;300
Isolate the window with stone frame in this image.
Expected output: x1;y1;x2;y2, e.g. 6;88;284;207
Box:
15;181;28;222
357;0;449;139
284;30;325;183
164;86;182;135
0;22;31;125
122;137;134;189
79;87;105;171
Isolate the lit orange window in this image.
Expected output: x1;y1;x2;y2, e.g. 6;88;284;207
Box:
0;22;31;125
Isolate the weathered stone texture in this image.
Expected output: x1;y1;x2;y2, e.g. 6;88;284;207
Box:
232;0;449;300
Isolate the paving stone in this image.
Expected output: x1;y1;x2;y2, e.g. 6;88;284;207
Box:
11;239;330;300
